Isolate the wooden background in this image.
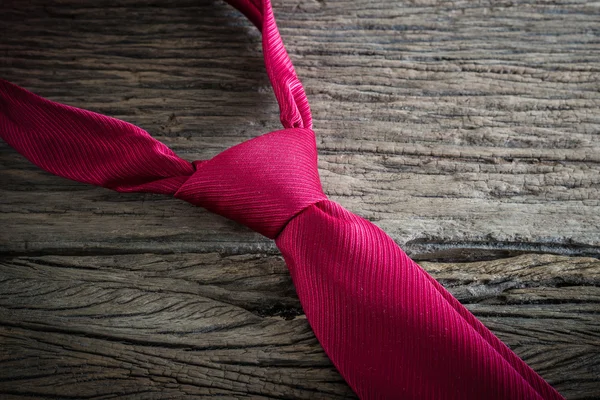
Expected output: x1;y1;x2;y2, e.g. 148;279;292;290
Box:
0;0;599;398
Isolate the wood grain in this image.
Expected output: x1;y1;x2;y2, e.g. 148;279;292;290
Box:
0;0;598;258
0;0;599;398
0;253;598;399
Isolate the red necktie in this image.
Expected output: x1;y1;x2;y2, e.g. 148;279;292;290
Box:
0;1;565;399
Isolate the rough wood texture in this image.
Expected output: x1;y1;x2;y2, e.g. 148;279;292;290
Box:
0;0;598;258
1;0;599;399
0;254;599;399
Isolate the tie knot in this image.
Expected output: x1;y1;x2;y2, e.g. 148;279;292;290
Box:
175;128;327;239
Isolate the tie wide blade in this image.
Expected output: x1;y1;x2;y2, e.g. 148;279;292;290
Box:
277;199;564;400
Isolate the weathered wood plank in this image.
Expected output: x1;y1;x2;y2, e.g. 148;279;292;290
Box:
1;0;598;398
1;0;599;258
0;253;598;399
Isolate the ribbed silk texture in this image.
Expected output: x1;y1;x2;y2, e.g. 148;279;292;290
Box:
0;1;565;399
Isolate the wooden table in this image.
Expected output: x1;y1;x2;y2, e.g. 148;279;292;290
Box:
1;0;598;398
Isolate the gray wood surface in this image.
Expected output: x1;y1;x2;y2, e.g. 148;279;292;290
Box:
1;254;599;399
0;0;599;398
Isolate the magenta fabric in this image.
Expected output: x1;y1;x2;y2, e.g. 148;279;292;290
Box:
0;1;564;399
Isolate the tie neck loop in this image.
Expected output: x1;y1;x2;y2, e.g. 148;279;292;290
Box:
225;0;312;130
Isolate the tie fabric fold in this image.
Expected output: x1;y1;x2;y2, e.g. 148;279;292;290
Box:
0;0;564;399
